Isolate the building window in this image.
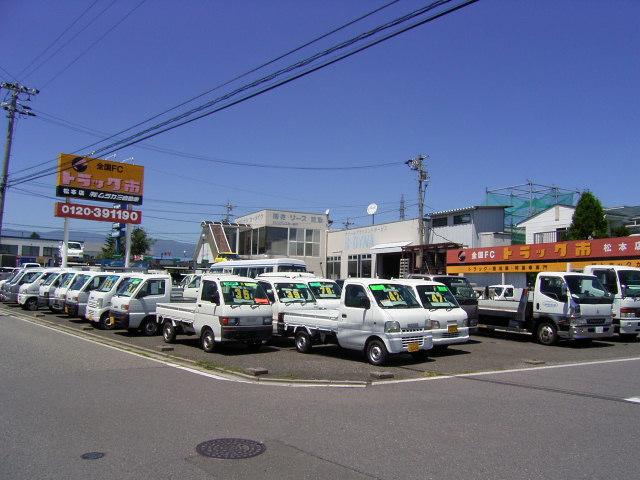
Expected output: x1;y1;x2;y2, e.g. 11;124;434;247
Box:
251;227;266;255
265;227;288;255
347;254;371;277
43;247;57;257
326;256;341;279
21;245;40;256
0;244;18;255
289;228;320;257
453;213;471;225
431;216;448;228
533;229;568;244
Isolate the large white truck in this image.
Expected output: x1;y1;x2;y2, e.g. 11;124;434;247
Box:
478;271;614;345
109;273;177;335
282;278;434;366
401;279;470;348
157;275;273;352
583;265;640;339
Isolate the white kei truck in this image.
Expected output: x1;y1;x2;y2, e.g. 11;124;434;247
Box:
109;273;178;336
282;278;434;366
50;271;81;313
256;276;323;335
63;271;111;319
583;265;640;339
5;269;44;304
258;272;342;309
156;275;273;352
401;279;470;348
38;270;67;310
18;269;63;310
86;273;131;329
478;271;614;345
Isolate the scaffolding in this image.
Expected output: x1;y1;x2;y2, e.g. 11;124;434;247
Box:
485;181;579;244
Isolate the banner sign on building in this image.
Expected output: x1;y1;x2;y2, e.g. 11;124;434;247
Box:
446;236;640;274
55;202;142;224
55;153;144;205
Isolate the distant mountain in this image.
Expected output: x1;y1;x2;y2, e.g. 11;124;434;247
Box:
3;228;196;258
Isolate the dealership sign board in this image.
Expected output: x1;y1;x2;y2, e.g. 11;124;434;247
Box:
446;236;640;274
56;153;144;205
55;202;142;224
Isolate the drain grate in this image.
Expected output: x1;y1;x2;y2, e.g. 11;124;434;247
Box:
195;438;266;459
81;452;105;460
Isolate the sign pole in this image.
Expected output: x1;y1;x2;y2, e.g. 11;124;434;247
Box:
62;198;69;268
124;205;132;268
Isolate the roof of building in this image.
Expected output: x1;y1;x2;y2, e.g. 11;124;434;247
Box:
428;205;507;217
605;206;640;220
516;204;576;227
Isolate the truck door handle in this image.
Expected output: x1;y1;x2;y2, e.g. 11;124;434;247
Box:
536;303;539;310
341;314;347;318
197;304;202;307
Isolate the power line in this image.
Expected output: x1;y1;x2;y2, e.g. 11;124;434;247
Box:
20;0;117;81
40;0;148;88
0;65;19;82
17;0;100;80
8;0;477;186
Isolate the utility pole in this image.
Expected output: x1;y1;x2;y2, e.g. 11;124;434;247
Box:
399;194;406;220
223;200;234;222
405;154;429;272
0;82;39;241
343;218;353;230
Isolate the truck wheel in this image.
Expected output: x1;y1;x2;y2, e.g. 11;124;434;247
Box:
99;312;114;330
141;317;158;336
25;298;38;311
201;328;215;353
366;339;388;366
162;321;176;343
246;340;262;352
536;321;558;346
294;331;312;353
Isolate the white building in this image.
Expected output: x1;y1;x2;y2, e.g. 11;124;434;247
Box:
517;205;575;244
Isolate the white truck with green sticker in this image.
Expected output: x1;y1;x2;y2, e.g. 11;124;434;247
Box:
281;278;434;366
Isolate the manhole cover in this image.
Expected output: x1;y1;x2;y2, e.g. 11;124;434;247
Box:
81;452;105;460
195;438;266;459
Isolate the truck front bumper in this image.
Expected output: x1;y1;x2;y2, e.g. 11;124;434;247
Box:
18;293;28;305
560;324;614;340
64;301;79;317
5;292;18;303
37;295;49;307
50;298;65;310
109;310;129;329
618;318;640;335
386;332;433;353
221;325;272;342
432;326;470;346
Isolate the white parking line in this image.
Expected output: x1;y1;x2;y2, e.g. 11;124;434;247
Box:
625;397;640;404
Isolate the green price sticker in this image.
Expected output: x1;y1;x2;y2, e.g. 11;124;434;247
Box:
222;281;239;287
295;284;306;288
370;284;385;291
436;285;448;292
309;282;321;287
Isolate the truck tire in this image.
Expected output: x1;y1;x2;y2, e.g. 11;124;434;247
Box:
99;312;115;330
201;328;216;353
366;339;388;366
25;298;38;311
294;331;312;353
141;317;158;336
536;321;558;346
163;320;176;343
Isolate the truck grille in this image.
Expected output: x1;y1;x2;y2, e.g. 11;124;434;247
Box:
401;336;424;348
442;332;460;338
401;328;425;333
586;318;606;325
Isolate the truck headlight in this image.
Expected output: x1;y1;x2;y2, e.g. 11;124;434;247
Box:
429;320;441;329
96;298;103;308
384;321;401;333
263;317;272;325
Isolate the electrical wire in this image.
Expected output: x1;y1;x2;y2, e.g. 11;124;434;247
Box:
9;0;477;186
0;64;19;82
16;0;100;80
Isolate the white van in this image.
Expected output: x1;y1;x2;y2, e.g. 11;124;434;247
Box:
86;273;131;328
18;268;63;310
258;272;341;309
256;276;322;334
109;273;174;335
64;271;111;319
401;279;469;348
209;258;307;277
50;271;81;312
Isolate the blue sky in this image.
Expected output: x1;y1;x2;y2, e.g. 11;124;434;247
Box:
1;0;638;244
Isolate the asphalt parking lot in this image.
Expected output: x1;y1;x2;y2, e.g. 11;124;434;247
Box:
2;303;640;382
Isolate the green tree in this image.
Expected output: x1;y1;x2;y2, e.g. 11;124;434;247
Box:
100;234;118;259
29;231;40;239
131;227;154;256
610;224;630;238
567;191;608;240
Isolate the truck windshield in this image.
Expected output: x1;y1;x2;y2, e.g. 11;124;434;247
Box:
369;284;421;309
38;272;56;284
307;281;340;299
565;275;613;304
415;284;459;309
20;272;42;284
274;283;315;303
43;273;60;286
61;274;76;288
116;277;143;297
220;281;270;305
619;270;640;298
70;274;90;291
98;275;121;292
433;277;477;302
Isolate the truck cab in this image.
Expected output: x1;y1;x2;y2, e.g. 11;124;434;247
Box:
86;273;131;328
258;272;341;309
158;275;272;352
109;273;173;335
583;265;640;339
256;275;322;334
487;284;516;301
6;269;44;304
64;271;111;319
38;271;67;311
18;268;62;311
401;279;470;348
50;271;80;312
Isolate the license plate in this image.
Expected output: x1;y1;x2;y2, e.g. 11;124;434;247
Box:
407;342;420;352
88;312;93;321
595;326;603;333
64;306;68;314
448;324;458;334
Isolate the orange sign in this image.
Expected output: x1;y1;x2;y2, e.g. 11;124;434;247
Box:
447;259;640;274
55;153;144;205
